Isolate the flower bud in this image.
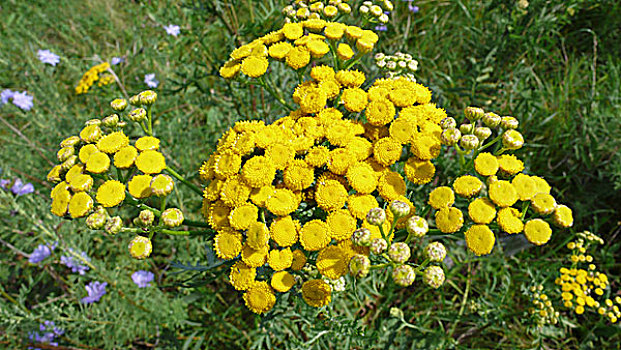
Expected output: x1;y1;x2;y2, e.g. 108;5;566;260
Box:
440;128;461;146
464;106;485;121
406;216;428;238
161;208;184;228
85;119;101;126
502;129;524;150
60;155;77;171
388;242;411;263
338;3;351;14
440;117;456;129
366;208;386;226
374;53;385;61
101;114;119;128
352;228;372;246
379;14;389;23
129;94;142;106
376;59;386;68
370;5;382;16
392;264;415;286
460;135;480;150
383;0;394;11
425;242;447;262
86;212;107;230
150;174;174;196
423;266;445;289
139;90;157;106
486;175;499;186
370;238;388;255
60;136;80;148
110;98;127;112
386;61;397;70
389;200;410;219
501;116;519;129
390;307;404;319
118;121;127;128
105;216;123;235
57;147;75;162
323;5;338;17
459;123;474;134
128;236;152;259
349;254;370;278
482;112;501;128
138;210;155;227
474;127;492;141
128;108;147;122
407;60;418;71
359;5;369;14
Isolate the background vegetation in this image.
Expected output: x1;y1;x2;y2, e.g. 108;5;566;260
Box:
0;0;619;348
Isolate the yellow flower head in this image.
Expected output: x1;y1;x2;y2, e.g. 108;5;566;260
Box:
68;192;93;218
286;46;311;70
283;22;304;40
327;209;357;241
290;249;307;271
428;186;455;210
336;43;354;60
242;155;276;188
553;205;573;228
465;225;496;256
310;65;335;81
79;125;102;143
229;261;256;291
497;154;524;176
270;216;299;247
488;180;518;207
241;56;269;78
220;176;251;207
114;146;138;169
373;137;402;166
243;281;276;314
78;144;99;164
300;88;327;114
531;193;557;215
327;148;353;175
299;219;331;251
150;174;174;197
404;157;435;185
268;42;293;60
267;248;293;271
284;159;315;191
435;207;464;233
266;188;299;216
316;245;348;279
214;231;242;260
85;152;110;174
497;207;524;234
315;179;347;212
378;171;407;201
341;88;368;112
69;174;93;193
96;180;126;208
228;204;258;230
468;197;497;224
246;222;270;250
302;279;332;307
129;236;152;259
307;40;330;58
135;150;166;174
305;145;330;168
511;173;537;201
411;135;441;161
96;131;129;154
346;162;378;194
474;152;499;177
348;194;379;219
128;174;153;199
453;175;483;198
241;244;268;268
324;22;346;40
135;136;160;152
524;219;552;245
271;271;296;292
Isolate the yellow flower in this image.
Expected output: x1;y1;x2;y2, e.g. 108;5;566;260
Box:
249;185;275;207
207;201;232;231
246;221;270;249
497;207;524;234
327;209;356;241
214;151;242;179
286;46;311;70
497;154;524;176
150;174;174;196
327;148;353;175
468;198;497;224
324;22;346;40
219;60;241;79
214;231;242;260
326;120;355;146
315;179;348;212
266;188;299;216
435;207;464;233
68;192;93;218
220;176;251;207
411;135;441;161
336;43;354;60
290;249;307;271
335;70;365;88
318;79;341;99
229;261;256;291
474;152;499;176
267;248;293;271
65;164;83;184
428;186;455;209
348;194;379;219
79;124;102;143
270;216;299;247
388;88;417;108
96;180;126;207
51;185;71;217
378;171;407;201
96;131;129;154
488;180;518;207
228;204;259;230
531;193;557;215
128;174;152;199
268;42;293;60
346;162;377;194
531;176;551;195
271;271;296;292
404;157;435;185
243;281;276;314
129;236;152;259
307;40;330;58
135;150;166;174
69;174;93;192
373;137;402;166
241;56;269;78
265;143;295;170
284;159;315;191
316;245;348;279
453;175;483;198
283;22;304;40
553;205;573;228
300;89;327;114
135;136;160;152
114;146;138;168
414;84;432;104
242;155;276;188
78;144;99;164
302;279;332;307
57;147;75;162
310;65;335;81
465;225;496;256
241;244;268;268
300;219;331;251
511;173;537;201
389;116;417;143
85;152;110;174
341;88;368;112
47;165;63;183
524;219;552;245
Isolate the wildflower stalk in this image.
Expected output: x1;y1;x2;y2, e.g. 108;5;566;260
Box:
345;52;365;70
146;105;154;136
257;76;294;111
328;40;340;70
125;198;210;228
449;258;472;339
158;229;214;236
164;166;203;196
106;67;130;101
454;144;467;172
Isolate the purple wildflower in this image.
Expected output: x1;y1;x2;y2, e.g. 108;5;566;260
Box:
164;24;181;37
29;244;54;264
28;321;63;349
11;91;34;111
144;73;159;88
60;249;90;275
80;281;107;304
375;25;388;31
132;270;155;288
11;178;35;196
0;179;9;189
1;89;14;105
111;57;124;65
37;50;61;66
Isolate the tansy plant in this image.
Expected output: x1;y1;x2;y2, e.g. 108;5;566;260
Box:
45;12;582;318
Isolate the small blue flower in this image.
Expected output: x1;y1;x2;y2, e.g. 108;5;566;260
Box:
60;249;90;275
111;57;124;65
11;178;34;196
375;25;388;31
164;24;181;37
11;91;34;111
0;179;9;189
29;244;54;264
132;270;155;288
37;49;61;66
80;281;107;304
144;73;159;88
28;321;63;349
1;89;14;105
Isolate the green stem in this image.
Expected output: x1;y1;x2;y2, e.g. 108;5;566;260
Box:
165;166;203;196
344;52;365;70
146;105;153;136
521;201;530;221
160;196;167;213
257;76;294;111
370;263;391;270
125;200;210;228
328;40;340;70
449;258;472;339
158;229;214;236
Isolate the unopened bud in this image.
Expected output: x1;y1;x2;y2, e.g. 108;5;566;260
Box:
482;112;501;128
138;210;155;227
128;236;152;259
441;128;461;146
460;135;479;150
502;129;524;150
161;208;184;228
370;238;388;255
390;307;404;319
440;117;456;129
423;266;445;289
501;116;519;129
129;94;142;106
86;212;107;230
392;264;415;286
60;155;77;171
139;90;157;106
366;208;386;226
150;174;174;196
128;108;147;122
105;216;123;235
102;114;119;128
352;228;372;246
388;242;411;263
85;119;101;126
474;127;492;141
110;98;128;112
464;106;485;121
425;242;447;262
389;200;410;218
349;254;370;278
406;216;428;238
459;123;474;134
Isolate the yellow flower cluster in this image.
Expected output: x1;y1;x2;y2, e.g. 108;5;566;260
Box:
526;285;559;327
219;20;378;80
283;0;353;22
75;62;113;95
555;231;620;323
201;66;445;313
